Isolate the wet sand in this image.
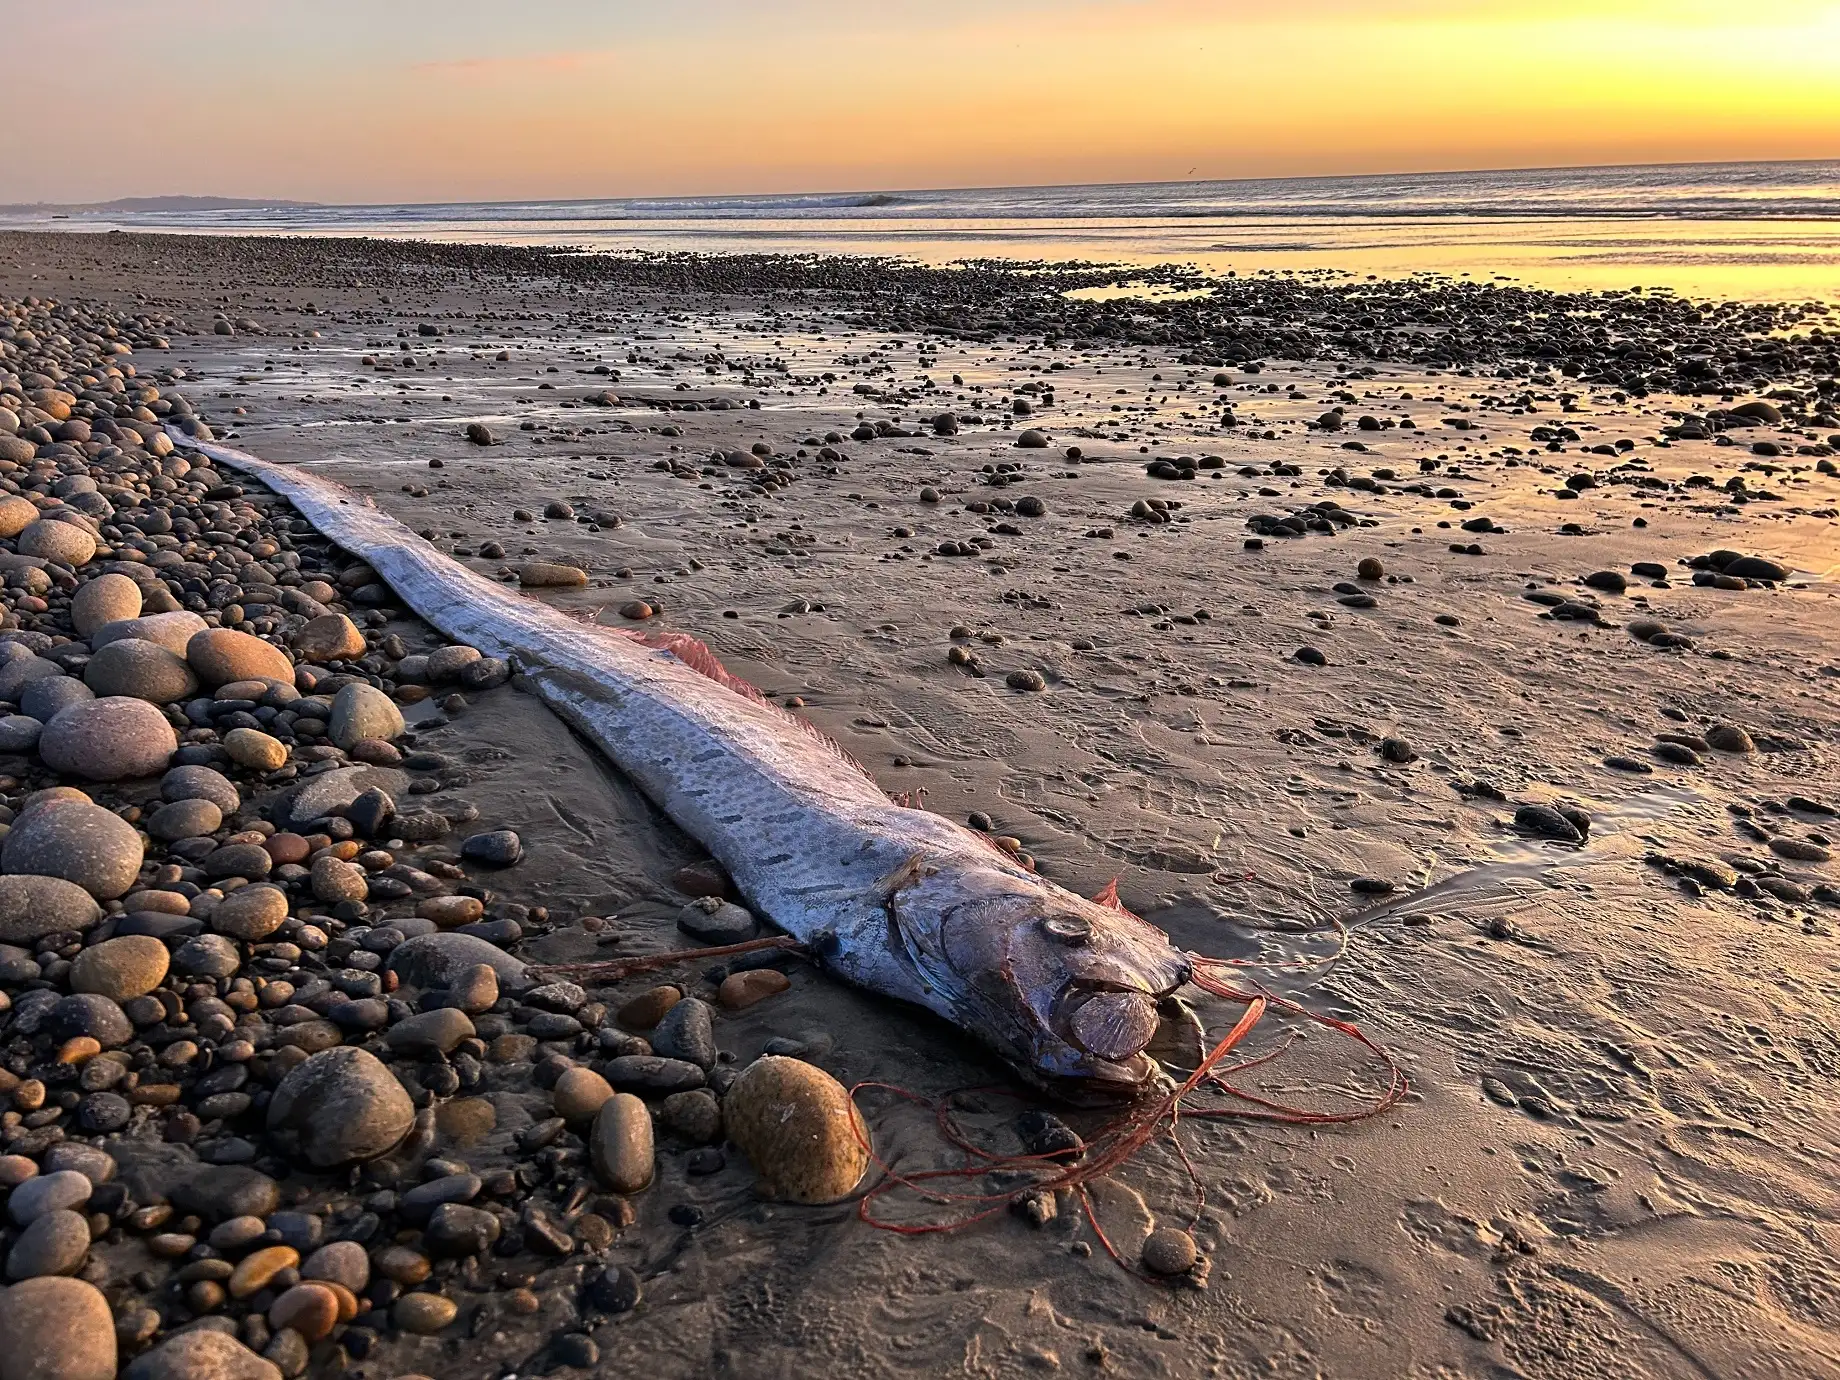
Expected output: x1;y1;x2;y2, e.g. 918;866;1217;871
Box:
3;231;1838;1379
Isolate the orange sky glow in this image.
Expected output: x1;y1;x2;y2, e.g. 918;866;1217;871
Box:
5;0;1838;203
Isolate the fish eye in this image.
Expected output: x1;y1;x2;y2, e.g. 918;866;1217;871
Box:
1042;915;1092;945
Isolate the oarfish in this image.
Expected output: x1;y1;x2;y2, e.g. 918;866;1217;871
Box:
178;437;1193;1095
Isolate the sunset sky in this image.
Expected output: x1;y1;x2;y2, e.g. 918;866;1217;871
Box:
7;0;1839;204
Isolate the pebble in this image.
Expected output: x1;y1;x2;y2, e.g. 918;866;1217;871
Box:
267;1284;340;1343
266;1047;415;1167
7;1171;92;1226
328;682;403;749
5;1209;91;1279
90;611;207;657
209;884;290;941
0;876;103;942
0;1276;116;1380
1141;1227;1199;1275
299;1240;369;1293
460;829;522;866
186;629;294;687
1514;803;1584;843
658;1089;723;1144
1;799;143;899
83;639;199;704
1706;724;1755;753
228;1245;299;1299
392;1293;458;1335
70;573;143;638
68;935;168;1000
552;1066;615;1123
163;764;241;814
388;931;528;991
718;968;791;1011
676;897;756;943
618;985;681;1029
590;1093;655;1193
722;1056;869;1202
518;562;588;587
38;697;177;781
290;614;366;663
222;727;288;772
146;797;223;841
17;520;96;567
650;996;718;1070
385;1007;475;1056
122;1329;280;1380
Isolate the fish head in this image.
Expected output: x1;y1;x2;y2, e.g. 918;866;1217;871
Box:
921;869;1192;1095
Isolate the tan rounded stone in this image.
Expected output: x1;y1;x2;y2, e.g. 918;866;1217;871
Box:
69;935;169;1000
552;1067;614;1124
186;629;294;687
617;984;681;1030
718;968;791;1011
228;1244;299;1299
268;1283;340;1342
392;1292;457;1335
590;1092;654;1193
0;1275;116;1380
518;562;588;587
309;855;368;904
17;519;96;567
223;727;288;771
211;884;290;942
90;611;207;656
291;614;366;663
415;895;484;928
71;574;142;639
0;497;39;540
723;1056;869;1204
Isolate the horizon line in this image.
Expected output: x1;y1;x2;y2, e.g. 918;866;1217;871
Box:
9;154;1837;216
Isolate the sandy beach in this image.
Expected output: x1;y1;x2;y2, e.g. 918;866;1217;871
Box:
0;229;1836;1380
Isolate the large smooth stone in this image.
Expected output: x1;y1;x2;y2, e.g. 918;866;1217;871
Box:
90;611;207;656
266;1047;413;1168
0;876;102;943
38;698;177;781
328;683;403;749
0;1276;116;1380
16;520;95;567
291;614;365;663
186;629;293;688
2;800;143;899
723;1056;869;1203
70;574;142;639
272;765;406;832
122;1329;279;1380
590;1093;654;1193
386;931;528;992
83;639;198;704
68;936;168;1000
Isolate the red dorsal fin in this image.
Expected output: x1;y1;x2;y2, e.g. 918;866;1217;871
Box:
1091;878;1141;919
596;622;875;780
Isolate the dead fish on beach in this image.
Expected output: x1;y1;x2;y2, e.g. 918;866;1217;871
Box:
178;436;1193;1095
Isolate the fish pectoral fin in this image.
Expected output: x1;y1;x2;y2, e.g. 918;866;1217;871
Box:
876;851;935;895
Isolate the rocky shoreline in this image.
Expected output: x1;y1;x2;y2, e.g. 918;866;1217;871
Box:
0;293;888;1380
0;231;1836;1380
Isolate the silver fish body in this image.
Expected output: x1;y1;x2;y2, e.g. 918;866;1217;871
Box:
181;437;1191;1093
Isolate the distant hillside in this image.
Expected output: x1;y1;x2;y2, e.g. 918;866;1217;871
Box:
0;195;317;215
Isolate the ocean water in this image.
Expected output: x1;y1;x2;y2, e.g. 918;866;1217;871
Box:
11;161;1840;304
